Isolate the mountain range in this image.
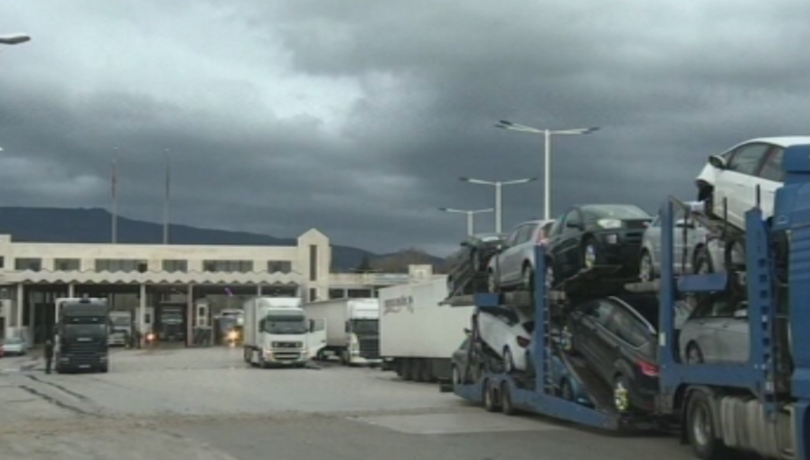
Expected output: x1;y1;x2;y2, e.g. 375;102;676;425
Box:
0;207;444;272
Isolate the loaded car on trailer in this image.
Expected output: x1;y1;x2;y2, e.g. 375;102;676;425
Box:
442;144;810;460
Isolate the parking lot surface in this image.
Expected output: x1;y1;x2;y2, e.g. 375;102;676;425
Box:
0;347;694;460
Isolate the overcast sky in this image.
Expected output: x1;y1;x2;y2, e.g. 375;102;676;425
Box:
1;0;808;255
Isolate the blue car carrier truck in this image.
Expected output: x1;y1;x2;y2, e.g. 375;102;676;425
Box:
443;143;810;460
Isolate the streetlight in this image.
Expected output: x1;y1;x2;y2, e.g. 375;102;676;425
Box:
495;120;600;220
0;34;31;45
438;207;494;236
459;176;537;234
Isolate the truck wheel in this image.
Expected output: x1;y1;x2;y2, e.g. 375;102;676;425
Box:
402;360;414;381
500;381;517;415
483;379;500;413
686;391;729;460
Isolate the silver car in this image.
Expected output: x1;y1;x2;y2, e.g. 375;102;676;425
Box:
487;219;555;292
638;209;726;282
1;337;27;356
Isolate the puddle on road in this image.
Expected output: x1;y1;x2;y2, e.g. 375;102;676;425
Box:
351;412;564;435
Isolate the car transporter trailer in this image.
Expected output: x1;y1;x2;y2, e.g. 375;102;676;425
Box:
441;143;810;460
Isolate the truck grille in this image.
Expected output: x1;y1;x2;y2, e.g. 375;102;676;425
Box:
359;338;380;359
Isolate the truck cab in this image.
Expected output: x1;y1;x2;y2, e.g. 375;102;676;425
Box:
243;297;320;368
54;297;110;373
344;299;381;365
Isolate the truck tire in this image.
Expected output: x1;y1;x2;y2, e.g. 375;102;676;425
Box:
500;381;517;415
483;379;500;413
685;391;729;460
402;359;414;381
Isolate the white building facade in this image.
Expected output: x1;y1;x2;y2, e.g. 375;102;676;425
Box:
0;231;433;344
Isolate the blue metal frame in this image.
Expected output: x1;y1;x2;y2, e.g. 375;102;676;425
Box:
456;250;623;430
658;144;810;459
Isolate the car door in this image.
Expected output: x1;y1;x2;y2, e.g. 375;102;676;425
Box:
717;143;771;227
554;208;584;276
754;146;785;219
680;297;737;363
713;304;751;363
498;224;527;284
583;300;620;379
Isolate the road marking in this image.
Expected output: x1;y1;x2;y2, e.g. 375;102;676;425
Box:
350;412;564;435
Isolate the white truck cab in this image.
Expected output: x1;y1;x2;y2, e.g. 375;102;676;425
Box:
242;297;325;368
304;298;381;366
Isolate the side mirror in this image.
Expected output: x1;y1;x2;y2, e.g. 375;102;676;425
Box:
733;309;748;319
460;241;470;247
566;221;580;229
675;221;696;229
463;327;471;335
708;155;727;170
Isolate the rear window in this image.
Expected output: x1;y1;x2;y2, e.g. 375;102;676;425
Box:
583;205;650;220
614;295;659;328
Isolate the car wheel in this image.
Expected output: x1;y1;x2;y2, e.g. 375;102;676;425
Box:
487;271;499;293
692;246;714;274
503;347;515;373
545;261;555;291
521;264;535;293
451;365;461;385
639;250;655;282
613;374;631;412
686;343;705;364
559;378;575;402
686;391;730;460
581;238;599;269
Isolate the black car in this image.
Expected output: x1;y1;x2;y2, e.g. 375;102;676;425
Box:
545;204;652;285
564;295;660;413
446;233;506;297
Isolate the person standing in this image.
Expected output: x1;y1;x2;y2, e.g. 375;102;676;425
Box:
43;339;54;374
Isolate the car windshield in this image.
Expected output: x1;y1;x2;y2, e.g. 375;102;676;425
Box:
583;205;650;220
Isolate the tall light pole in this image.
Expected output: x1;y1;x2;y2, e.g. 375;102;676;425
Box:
459;177;537;234
438;207;494;236
495;120;600;221
0;34;31;46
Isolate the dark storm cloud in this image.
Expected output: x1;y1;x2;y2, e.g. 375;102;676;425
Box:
1;0;808;256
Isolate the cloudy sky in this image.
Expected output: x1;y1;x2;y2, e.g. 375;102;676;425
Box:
1;0;807;255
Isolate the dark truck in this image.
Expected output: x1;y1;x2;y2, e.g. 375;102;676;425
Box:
54;297;110;373
155;303;186;342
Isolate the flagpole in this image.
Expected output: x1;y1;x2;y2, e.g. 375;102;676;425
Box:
163;148;170;245
111;148;118;244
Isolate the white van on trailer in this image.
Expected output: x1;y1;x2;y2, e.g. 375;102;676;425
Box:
378;276;473;382
241;296;326;368
304;298;381;366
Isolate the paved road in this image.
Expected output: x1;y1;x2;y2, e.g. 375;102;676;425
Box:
0;347;695;460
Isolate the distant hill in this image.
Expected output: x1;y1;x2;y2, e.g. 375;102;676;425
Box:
0;207;444;272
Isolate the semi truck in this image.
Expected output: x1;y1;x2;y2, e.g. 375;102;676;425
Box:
444;144;810;460
378;276;474;382
241;296;326;368
107;310;133;346
303;298;381;365
154;303;186;342
53;297;110;373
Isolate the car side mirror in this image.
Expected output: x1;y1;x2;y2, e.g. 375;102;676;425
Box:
733;309;748;319
708;155;727;170
566;221;580;229
460;241;470;247
463;327;471;335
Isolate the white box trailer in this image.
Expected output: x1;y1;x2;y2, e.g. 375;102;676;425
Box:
241;297;326;368
303;298;381;365
378;276;473;382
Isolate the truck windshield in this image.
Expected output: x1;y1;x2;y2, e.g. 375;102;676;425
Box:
112;317;131;326
162;314;183;324
262;315;307;334
351;319;379;335
61;324;107;338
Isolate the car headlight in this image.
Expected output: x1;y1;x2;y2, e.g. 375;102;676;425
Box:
597;219;622;229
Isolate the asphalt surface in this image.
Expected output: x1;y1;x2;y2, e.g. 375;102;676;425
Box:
0;347;696;460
